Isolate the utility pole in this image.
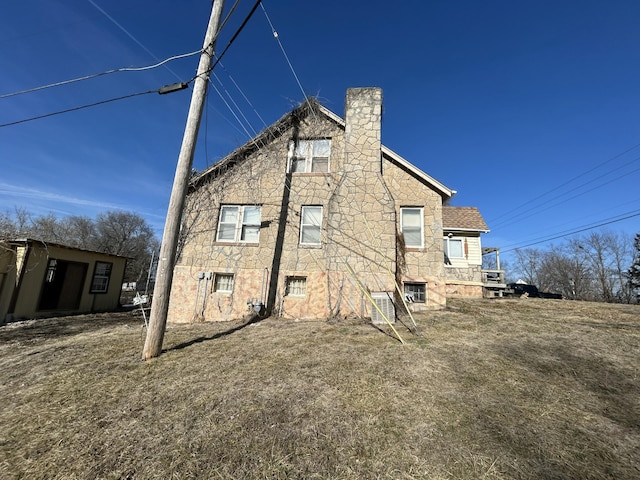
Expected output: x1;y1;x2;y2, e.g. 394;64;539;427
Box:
143;0;225;360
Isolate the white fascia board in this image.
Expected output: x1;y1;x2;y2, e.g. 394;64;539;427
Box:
381;145;455;199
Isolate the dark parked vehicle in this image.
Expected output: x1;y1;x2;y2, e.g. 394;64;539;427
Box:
505;283;564;299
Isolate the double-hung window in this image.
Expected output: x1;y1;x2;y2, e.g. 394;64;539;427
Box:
443;237;464;260
289;139;331;173
90;261;113;293
216;205;262;243
300;206;322;246
400;207;424;248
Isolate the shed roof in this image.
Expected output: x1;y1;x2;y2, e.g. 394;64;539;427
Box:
442;206;489;232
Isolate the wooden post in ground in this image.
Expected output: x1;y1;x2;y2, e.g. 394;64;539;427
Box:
143;0;225;360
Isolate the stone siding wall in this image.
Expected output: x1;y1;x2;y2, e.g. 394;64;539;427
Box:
168;89;451;323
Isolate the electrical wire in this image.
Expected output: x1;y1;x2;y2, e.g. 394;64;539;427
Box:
0;50;203;100
492;156;640;230
488;141;640;225
500;208;640;253
208;0;263;74
259;2;315;118
0;89;158;128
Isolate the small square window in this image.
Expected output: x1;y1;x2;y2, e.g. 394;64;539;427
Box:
285;276;306;297
214;273;234;293
404;283;426;303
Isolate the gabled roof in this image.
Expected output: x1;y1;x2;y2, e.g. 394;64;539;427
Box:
442;206;489;233
191;97;455;198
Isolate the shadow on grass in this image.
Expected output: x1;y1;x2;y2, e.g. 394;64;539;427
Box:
164;313;265;353
0;311;139;344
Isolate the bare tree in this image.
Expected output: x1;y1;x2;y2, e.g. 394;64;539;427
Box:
94;211;159;283
571;231;632;303
628;233;640;302
512;248;544;285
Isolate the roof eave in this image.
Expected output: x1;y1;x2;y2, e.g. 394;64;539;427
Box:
381;145;455;199
444;227;490;234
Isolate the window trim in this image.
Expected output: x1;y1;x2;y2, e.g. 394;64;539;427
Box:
215;205;262;244
400;207;424;248
443;237;465;260
285;276;307;297
288;139;331;173
299;206;323;246
213;273;235;293
90;261;113;294
404;282;426;303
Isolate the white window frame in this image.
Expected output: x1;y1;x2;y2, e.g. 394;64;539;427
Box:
285;276;307;297
443;237;465;259
400;207;424;248
299;206;323;246
214;273;234;293
404;282;426;303
288;139;331;173
216;205;262;243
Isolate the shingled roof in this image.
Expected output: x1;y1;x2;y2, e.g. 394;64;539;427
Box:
442;206;489;232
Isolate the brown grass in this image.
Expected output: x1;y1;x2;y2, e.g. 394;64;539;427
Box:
0;298;639;479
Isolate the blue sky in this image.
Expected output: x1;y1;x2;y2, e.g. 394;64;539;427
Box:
1;0;639;261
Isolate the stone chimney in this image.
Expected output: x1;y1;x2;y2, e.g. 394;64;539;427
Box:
326;87;396;317
344;87;383;173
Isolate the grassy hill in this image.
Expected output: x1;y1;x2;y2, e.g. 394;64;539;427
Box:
1;298;638;479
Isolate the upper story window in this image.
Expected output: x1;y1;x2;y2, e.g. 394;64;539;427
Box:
216;205;262;243
289;139;331;173
443;237;464;261
300;206;322;246
90;261;113;293
400;207;424;248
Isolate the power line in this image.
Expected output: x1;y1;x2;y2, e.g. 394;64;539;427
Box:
0;50;203;100
0;89;159;128
488;141;640;225
208;0;263;74
260;2;314;117
492;156;640;230
500;209;640;253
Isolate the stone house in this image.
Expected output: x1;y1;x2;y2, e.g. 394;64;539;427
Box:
168;87;488;323
0;239;128;323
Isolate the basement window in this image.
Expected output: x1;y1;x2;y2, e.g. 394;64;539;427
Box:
216;205;262;243
214;273;234;293
404;283;426;303
90;261;113;293
285;276;306;297
288;139;331;173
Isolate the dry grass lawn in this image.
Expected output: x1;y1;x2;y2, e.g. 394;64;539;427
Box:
0;298;639;479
